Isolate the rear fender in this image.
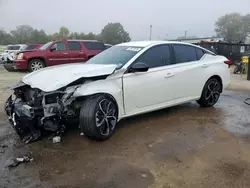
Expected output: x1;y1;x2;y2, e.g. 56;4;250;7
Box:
202;55;230;91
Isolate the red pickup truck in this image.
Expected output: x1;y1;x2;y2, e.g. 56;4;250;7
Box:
7;40;105;72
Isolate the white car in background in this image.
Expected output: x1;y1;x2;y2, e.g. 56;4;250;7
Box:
1;44;26;62
3;44;27;53
5;41;230;143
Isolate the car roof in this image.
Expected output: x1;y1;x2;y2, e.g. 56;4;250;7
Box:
7;44;26;46
51;39;102;43
66;40;99;42
117;40;199;47
117;40;216;55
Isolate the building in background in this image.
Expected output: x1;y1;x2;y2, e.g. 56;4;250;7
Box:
171;37;224;43
245;36;250;44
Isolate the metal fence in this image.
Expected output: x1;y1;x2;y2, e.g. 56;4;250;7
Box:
194;42;250;64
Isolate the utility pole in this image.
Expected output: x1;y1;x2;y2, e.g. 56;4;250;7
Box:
149;25;152;40
185;30;187;39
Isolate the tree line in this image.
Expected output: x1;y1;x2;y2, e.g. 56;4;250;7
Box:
0;13;250;46
215;13;250;43
0;22;131;45
176;13;250;43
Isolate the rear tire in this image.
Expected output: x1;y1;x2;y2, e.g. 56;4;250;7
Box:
79;95;118;141
28;59;45;72
197;78;222;107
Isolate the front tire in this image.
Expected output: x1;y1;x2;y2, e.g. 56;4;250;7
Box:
197;78;222;107
79;95;118;141
28;59;45;72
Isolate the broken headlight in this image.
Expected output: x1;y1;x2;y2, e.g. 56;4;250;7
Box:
43;92;64;105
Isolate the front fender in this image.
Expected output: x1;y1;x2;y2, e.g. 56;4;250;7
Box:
73;78;125;117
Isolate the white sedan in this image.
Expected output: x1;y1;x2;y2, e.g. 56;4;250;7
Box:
5;41;230;143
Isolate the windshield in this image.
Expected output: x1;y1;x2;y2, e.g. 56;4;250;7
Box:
87;46;143;69
5;45;21;50
39;42;53;50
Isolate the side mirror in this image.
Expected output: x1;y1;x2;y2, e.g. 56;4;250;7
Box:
50;47;56;52
129;62;149;73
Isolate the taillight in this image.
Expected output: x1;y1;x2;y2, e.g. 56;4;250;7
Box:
224;60;231;68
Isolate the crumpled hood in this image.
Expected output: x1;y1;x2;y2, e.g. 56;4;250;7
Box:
22;63;117;92
18;49;41;54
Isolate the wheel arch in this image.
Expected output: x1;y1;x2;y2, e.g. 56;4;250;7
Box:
28;57;46;66
75;82;124;114
76;92;121;119
197;75;223;107
78;92;119;111
73;79;125;118
207;75;223;93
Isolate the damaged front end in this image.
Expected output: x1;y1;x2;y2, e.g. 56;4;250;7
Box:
5;63;118;143
5;83;80;143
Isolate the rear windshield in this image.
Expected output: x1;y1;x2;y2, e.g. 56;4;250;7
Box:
83;42;105;50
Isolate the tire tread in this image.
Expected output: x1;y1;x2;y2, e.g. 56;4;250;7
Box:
79;95;116;141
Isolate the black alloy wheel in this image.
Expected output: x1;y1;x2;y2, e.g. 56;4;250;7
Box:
197;78;222;107
79;95;118;141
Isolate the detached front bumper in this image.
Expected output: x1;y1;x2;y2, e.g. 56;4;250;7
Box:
5;92;68;143
3;60;28;71
3;61;16;72
5;95;42;143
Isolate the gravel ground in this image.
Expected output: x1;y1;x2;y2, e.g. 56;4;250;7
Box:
1;68;250;188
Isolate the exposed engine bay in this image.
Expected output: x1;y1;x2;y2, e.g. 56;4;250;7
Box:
4;78;100;143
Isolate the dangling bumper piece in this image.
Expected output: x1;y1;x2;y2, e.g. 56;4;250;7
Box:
5;95;42;143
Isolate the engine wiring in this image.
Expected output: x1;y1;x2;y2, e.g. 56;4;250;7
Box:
244;98;250;105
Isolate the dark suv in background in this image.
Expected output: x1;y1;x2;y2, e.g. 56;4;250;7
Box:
5;40;106;72
23;43;43;51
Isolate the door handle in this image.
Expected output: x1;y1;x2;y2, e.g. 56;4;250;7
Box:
79;52;84;54
63;53;68;55
201;63;209;68
164;72;174;78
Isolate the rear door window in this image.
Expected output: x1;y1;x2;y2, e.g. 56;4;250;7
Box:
68;41;82;51
172;44;198;63
83;42;105;50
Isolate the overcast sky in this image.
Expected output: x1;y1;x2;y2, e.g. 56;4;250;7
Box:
0;0;249;40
